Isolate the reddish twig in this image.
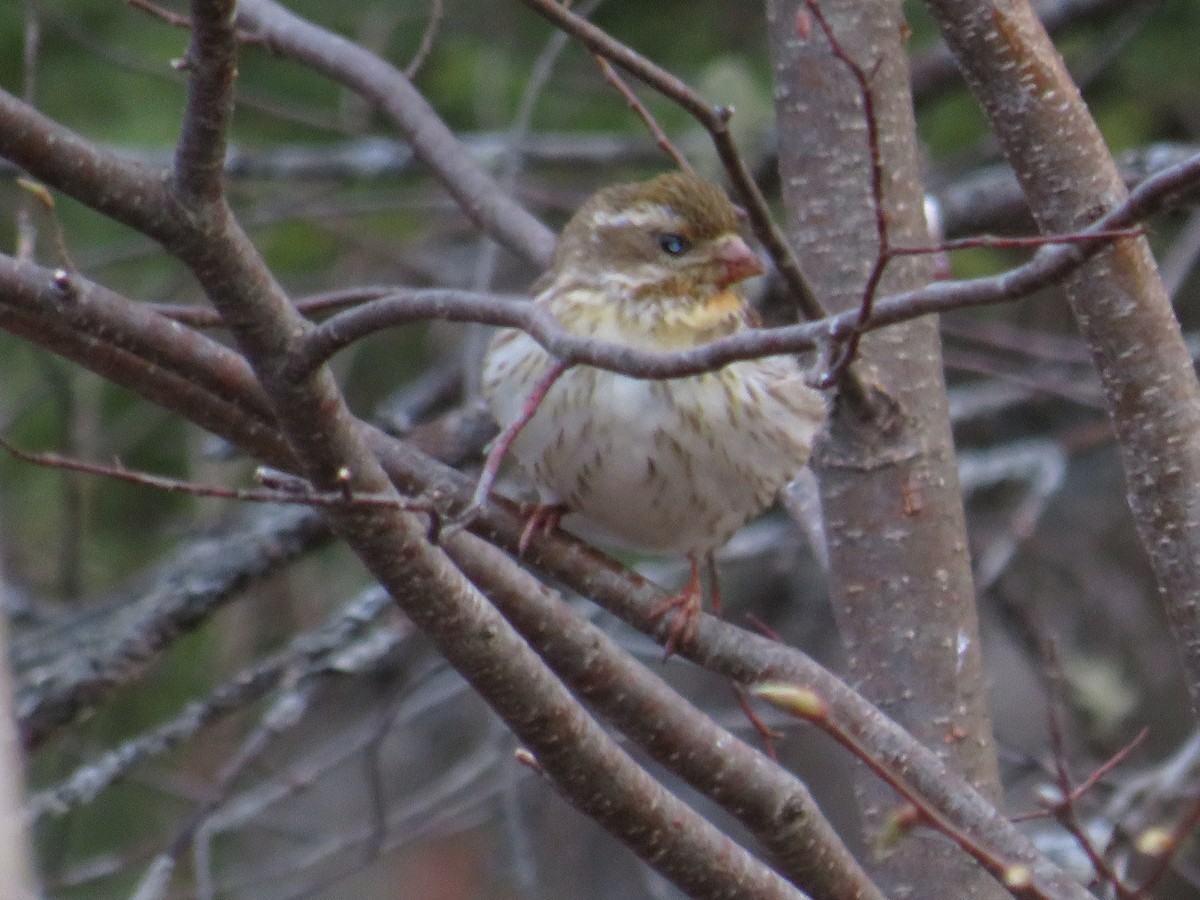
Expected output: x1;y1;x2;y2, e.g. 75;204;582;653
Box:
469;360;570;511
733;683;780;762
801;1;889;388
126;0;268;48
0;435;429;515
594;56;693;173
126;0;191;28
753;682;1059;899
1011;727;1149;823
1040;641;1133;895
799;4;1147;392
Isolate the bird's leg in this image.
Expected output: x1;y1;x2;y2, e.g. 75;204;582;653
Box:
648;553;704;658
517;501;568;557
704;550;723;617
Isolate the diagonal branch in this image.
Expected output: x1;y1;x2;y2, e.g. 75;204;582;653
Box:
923;0;1200;720
235;0;556;268
443;530;884;900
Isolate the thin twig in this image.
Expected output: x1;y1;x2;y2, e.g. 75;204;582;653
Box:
126;0;191;29
594;56;693;173
1041;641;1134;895
236;0;556;268
151;285;393;327
0;435;429;514
753;683;1061;900
470;360;569;511
801;0;891;387
403;0;443;80
1010;727;1149;823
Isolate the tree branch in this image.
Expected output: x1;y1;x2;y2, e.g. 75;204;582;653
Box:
924;0;1200;719
235;0;556;268
285;150;1200;381
0;250;1090;893
174;0;238;199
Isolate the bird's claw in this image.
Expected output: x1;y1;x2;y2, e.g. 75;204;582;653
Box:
648;558;706;659
647;588;703;659
517;502;568;557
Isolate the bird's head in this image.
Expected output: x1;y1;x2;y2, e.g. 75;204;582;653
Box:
550;172;765;303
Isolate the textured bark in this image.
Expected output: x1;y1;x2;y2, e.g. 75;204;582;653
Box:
766;1;1006;896
923;0;1200;719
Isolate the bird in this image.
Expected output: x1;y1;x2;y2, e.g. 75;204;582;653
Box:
481;172;826;654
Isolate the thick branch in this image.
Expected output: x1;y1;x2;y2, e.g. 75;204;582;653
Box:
445;530;884;900
13;507;329;750
910;0;1137;103
923;0;1200;718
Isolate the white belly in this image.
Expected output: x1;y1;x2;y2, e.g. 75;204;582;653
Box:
483;331;823;554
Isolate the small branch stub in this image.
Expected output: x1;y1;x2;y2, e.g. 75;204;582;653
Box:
751;682;830;721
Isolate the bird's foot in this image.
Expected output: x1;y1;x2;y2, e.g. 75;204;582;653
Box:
648;560;704;658
517;502;568;557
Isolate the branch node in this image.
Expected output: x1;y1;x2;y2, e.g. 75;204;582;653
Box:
51;269;77;299
334;466;353;501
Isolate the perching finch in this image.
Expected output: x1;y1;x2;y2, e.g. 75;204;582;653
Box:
482;172;826;652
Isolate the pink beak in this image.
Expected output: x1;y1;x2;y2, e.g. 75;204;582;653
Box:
712;234;765;287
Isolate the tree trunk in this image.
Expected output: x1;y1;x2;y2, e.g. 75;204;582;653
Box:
766;1;1007;895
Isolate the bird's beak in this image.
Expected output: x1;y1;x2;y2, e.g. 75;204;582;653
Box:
712;234;765;287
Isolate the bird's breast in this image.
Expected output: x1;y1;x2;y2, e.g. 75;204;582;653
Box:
551;287;746;350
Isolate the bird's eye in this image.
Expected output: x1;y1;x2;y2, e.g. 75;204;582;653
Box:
657;233;692;256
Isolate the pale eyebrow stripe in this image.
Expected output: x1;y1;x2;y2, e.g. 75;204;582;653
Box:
589;203;678;231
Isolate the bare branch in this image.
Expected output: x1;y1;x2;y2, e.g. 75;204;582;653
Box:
235;0;556;268
445;530;885;900
403;0;444;80
174;0;238;199
594;56;694;173
14;506;330;749
925;0;1200;720
284;150;1200;384
0;254;293;468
